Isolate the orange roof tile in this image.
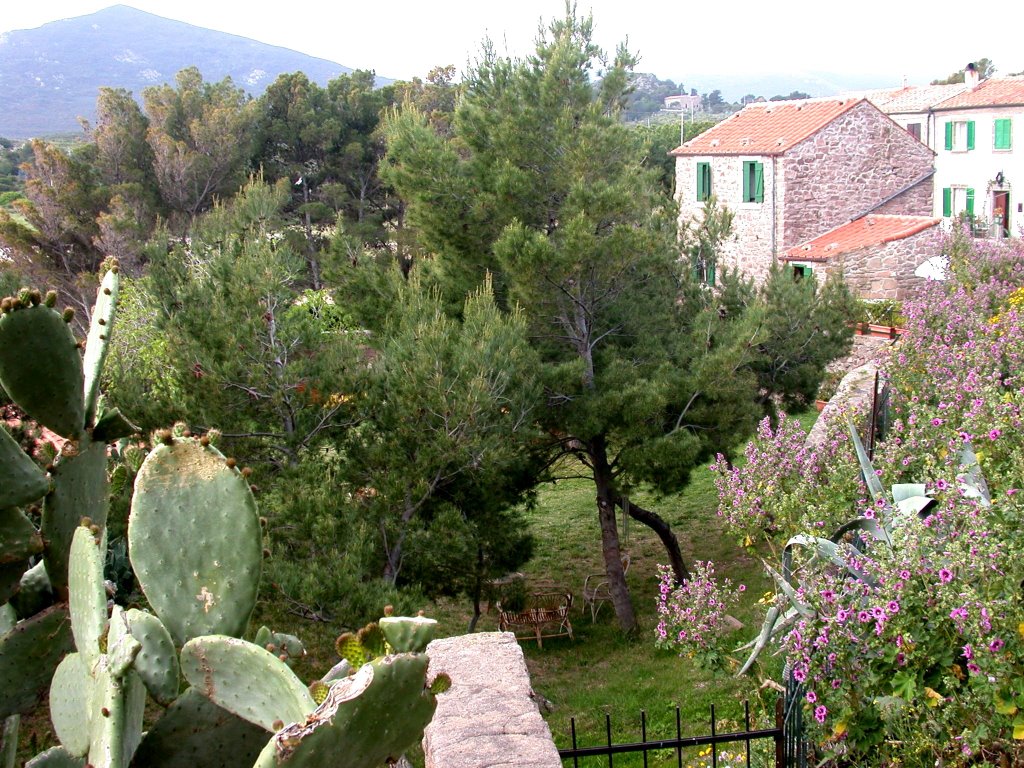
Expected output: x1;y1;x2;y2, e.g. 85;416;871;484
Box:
784;215;941;263
866;83;968;113
934;77;1024;110
671;98;864;157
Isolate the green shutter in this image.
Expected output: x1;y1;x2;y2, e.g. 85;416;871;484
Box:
966;121;976;150
944;121;954;150
966;188;975;215
696;162;711;201
995;119;1012;150
707;260;716;286
754;162;764;203
942;187;952;217
742;162;750;202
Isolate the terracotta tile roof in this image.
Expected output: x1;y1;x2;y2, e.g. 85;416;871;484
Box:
933;77;1024;109
863;83;968;113
670;98;864;157
784;215;941;263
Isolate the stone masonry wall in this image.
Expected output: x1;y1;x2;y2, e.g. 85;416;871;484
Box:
423;633;562;768
676;154;777;283
818;226;939;300
873;178;934;217
781;101;935;249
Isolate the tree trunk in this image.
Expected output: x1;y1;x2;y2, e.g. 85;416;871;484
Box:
590;437;637;633
616;495;691;584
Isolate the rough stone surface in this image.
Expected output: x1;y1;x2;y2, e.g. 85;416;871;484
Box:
819;227;940;300
423;633;561;768
806;362;880;451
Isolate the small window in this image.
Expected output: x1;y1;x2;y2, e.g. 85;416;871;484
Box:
944;120;976;151
696;162;712;201
907;123;922;141
994;119;1012;150
942;186;975;217
792;264;813;281
741;160;763;203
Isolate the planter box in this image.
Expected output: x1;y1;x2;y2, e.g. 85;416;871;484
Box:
851;322;904;339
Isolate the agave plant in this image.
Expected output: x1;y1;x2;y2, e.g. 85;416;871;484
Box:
736;416;988;676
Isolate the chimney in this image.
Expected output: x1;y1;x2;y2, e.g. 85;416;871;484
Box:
965;62;980;89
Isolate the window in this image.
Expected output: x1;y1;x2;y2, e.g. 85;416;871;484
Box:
742;160;763;203
696;162;712;201
942;186;975;217
994;118;1012;150
944;120;975;151
906;123;922;141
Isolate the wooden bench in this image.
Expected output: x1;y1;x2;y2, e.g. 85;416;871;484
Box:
497;592;574;649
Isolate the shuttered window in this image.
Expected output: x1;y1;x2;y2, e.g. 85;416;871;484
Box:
944;120;976;151
696;162;712;201
742;161;763;203
994;119;1012;150
942;187;952;217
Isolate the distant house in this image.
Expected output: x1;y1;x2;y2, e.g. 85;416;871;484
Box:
663;94;702;112
863;71;1024;238
671;97;936;286
783;214;941;300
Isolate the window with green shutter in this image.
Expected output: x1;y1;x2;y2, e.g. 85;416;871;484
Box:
966;188;975;216
942;187;952;217
946;121;977;151
742;160;763;203
696;162;711;201
995;119;1012;150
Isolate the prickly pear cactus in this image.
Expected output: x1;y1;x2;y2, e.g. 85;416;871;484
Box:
128;438;261;646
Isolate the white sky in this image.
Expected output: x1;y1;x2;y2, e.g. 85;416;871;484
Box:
2;1;1022;87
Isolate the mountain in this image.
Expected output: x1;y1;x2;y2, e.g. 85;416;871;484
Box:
0;5;375;138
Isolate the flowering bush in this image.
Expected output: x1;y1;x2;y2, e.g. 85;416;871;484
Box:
710;411;862;554
655;561;745;672
710;234;1024;766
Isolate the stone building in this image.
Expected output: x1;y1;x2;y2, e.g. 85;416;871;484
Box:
672;97;935;285
783;214;941;300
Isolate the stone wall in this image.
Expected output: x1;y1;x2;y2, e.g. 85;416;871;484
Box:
781;101;935;249
676;154;778;283
819;225;939;300
423;633;561;768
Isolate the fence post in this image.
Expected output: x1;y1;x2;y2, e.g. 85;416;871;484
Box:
774;696;785;768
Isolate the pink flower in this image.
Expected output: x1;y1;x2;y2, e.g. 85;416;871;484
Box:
814;705;828;724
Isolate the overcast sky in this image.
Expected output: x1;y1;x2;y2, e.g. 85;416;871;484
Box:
3;1;1022;87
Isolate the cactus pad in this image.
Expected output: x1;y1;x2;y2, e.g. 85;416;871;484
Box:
0;303;85;440
0;426;50;508
10;560;54;618
253;655;436;768
25;747;86;767
42;440;109;595
82;269;119;428
49;653;90;757
0;507;44;565
68;526;108;667
379;615;438;653
180;636;315;732
129;688;270;768
129;439;261;645
0;604;75;719
125;609;179;707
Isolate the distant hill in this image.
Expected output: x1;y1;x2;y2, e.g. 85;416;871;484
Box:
0;5;379;138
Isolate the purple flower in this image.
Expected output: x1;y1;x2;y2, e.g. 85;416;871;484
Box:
858;611;871;623
939;568;954;583
989;428;1002;440
887;601;900;614
806;691;817;703
989;638;1005;652
931;417;944;427
814;705;828;724
792;667;807;683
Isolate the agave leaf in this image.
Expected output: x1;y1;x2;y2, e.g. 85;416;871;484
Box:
847;416;886;503
957;442;991;506
831;517;892;548
891;484;926;503
894;495;937;520
763;562;814;619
